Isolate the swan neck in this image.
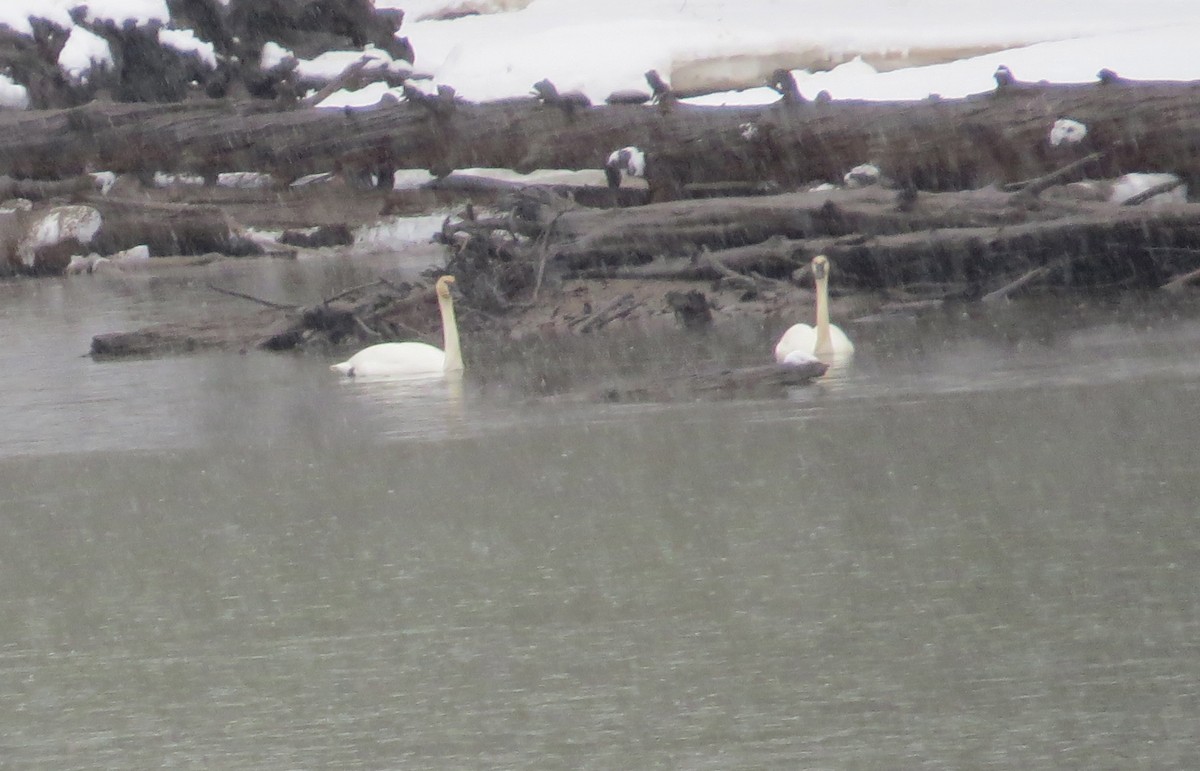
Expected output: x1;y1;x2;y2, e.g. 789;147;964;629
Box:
439;291;464;372
814;274;832;353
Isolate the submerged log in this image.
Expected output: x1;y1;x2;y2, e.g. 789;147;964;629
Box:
90;311;280;358
598;359;829;402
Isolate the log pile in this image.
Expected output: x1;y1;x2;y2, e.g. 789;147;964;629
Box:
92;160;1197;361
6;63;1187;362
0;69;1197;192
90;276;456;359
430;176;1200;308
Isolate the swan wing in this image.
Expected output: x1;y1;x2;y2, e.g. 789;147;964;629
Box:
782;349;822;365
332;342;446;377
773;323;817;363
827;324;855;355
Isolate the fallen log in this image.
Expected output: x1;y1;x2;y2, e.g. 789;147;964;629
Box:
3;75;1200;202
980;264;1055;303
568;293;639;333
90;311;279;358
812;205;1200;291
566;243;802;285
1159;258;1200;293
0;174;96;200
537;187;1037;270
91;275;455;359
89;198;261;256
1003;152;1105;201
494;185;1200;293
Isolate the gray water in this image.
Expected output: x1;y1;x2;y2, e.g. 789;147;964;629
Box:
2;258;1199;769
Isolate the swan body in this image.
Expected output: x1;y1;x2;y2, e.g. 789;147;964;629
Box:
331;275;463;378
774;255;854;363
774;324;817;363
330;341;446;377
781;347;823;366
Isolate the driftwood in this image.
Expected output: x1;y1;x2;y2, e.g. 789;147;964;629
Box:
90;311;280;358
1003;152;1105;200
980;264;1054;304
88;197;261;256
0;174;95;200
4;76;1200;200
1158;259;1200;293
76;73;1200;369
479;183;1200;297
531;186;1080;271
1123;178;1187;207
86;170;1200;361
568;293;639;333
91;273;453;358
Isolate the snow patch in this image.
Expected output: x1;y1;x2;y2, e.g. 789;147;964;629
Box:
396;0;533;22
90;171;117;195
1109;173;1186;205
380;0;1200;105
315;81;405;110
0;3;72;36
392;170;439;189
155;172;205;187
260;42;295;72
844;163;881;188
450;167;612;187
0;74;29;109
158;27;217;68
1050;118;1088;146
58;25;114;83
218;172;273;189
293;46;412;82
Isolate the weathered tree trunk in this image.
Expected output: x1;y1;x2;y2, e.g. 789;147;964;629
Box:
2;78;1199;199
90;198;261;256
535;186;1066;269
457;184;1200;298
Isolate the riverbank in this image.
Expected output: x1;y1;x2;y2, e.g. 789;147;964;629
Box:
52;165;1194;369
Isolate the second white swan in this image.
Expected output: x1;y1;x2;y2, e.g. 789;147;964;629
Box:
774;255;854;364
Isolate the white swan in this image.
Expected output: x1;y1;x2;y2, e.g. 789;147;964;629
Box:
774;255;855;364
331;275;463;378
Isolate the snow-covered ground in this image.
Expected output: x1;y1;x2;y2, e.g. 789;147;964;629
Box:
375;0;1200;105
2;0;1197;109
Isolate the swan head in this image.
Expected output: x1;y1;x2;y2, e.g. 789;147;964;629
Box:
811;255;830;281
435;274;455;300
